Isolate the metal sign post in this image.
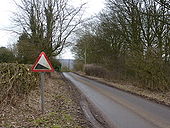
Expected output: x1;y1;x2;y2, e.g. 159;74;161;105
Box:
40;72;45;114
31;52;54;114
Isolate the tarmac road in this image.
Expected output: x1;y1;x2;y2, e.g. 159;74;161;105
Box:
63;72;170;128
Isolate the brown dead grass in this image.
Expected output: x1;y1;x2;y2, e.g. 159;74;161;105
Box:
0;72;91;128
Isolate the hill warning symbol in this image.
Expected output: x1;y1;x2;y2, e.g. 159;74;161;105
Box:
32;52;54;72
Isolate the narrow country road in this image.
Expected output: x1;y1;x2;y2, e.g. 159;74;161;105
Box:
63;72;170;128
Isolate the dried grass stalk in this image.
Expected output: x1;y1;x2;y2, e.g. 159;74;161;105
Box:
0;63;39;105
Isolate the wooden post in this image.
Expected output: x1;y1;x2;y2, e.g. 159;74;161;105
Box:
40;72;45;114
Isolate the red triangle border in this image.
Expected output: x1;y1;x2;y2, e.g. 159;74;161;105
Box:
31;52;54;72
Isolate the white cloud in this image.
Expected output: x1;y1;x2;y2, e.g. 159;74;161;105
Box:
71;0;105;16
0;0;18;47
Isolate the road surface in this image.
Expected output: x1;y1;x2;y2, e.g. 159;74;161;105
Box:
63;72;170;128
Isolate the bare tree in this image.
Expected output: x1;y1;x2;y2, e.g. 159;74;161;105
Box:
154;0;170;9
12;0;85;58
73;0;170;91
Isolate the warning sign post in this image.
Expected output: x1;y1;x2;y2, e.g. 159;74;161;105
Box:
32;52;54;114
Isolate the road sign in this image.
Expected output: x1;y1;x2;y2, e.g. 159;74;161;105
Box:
31;52;54;114
32;52;54;72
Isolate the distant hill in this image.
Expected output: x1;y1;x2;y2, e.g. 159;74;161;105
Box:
58;59;75;70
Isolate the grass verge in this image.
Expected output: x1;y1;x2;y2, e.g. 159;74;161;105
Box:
0;72;91;128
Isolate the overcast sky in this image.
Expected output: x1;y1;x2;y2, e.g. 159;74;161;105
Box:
0;0;105;59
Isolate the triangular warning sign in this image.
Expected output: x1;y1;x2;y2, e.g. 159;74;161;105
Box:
32;52;54;72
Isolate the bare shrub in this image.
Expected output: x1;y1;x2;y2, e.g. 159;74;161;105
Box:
74;60;84;71
0;63;39;105
84;64;109;78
